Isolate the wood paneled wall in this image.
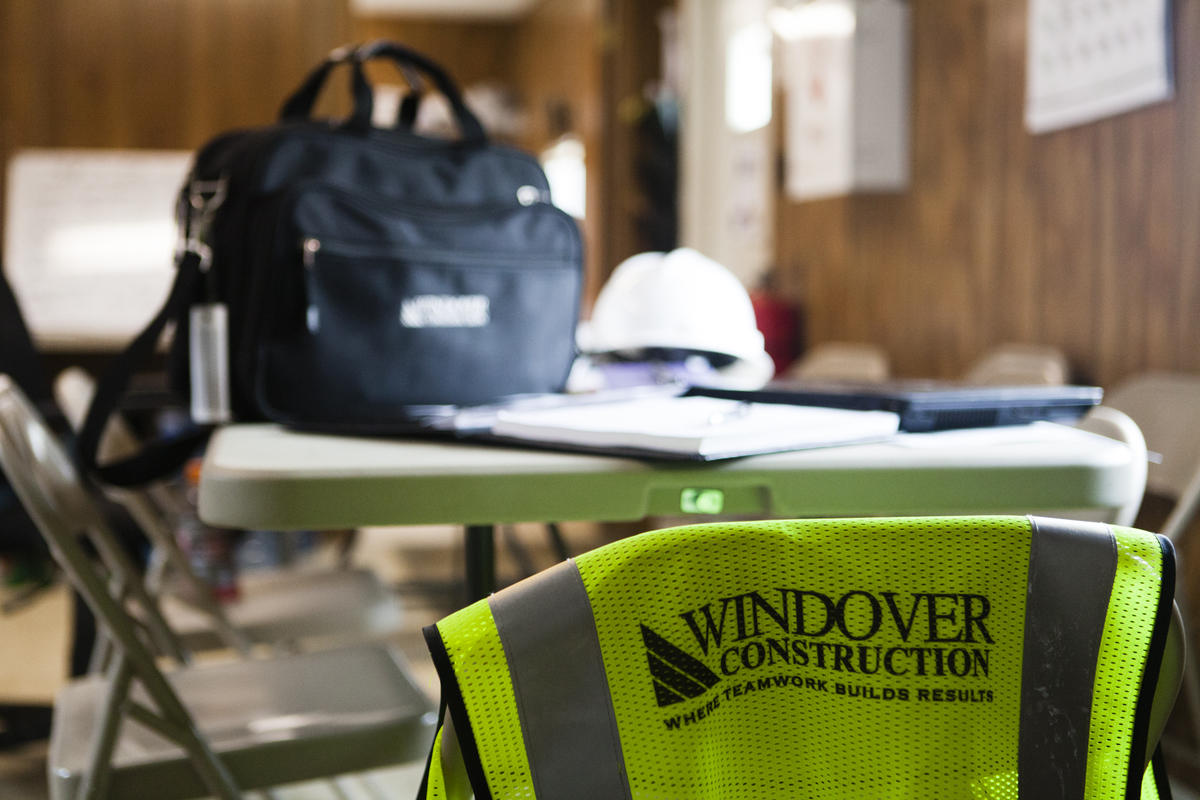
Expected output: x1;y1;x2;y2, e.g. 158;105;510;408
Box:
509;0;606;302
772;0;1200;387
0;0;354;267
600;0;676;280
507;0;672;307
0;0;620;308
0;3;547;199
352;17;518;89
0;1;350;155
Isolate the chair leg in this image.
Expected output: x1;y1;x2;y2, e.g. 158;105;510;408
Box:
77;654;245;800
359;773;391;800
1173;581;1200;760
464;525;495;602
170;724;243;800
143;544;169;596
120;493;253;656
124;669;243;799
335;528;359;570
501;525;536;577
328;777;355;800
545;523;571;562
78;655;134;800
86;629;112;675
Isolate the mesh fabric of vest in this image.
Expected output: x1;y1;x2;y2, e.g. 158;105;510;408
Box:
578;517;1033;798
431;516;1168;799
437;600;535;797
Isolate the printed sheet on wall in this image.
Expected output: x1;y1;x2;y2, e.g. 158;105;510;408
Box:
1025;0;1173;133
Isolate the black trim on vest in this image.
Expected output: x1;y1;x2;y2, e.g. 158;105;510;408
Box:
423;623;492;800
1152;746;1174;800
1125;536;1177;800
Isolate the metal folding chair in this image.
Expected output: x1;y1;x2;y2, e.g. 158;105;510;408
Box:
1105;371;1200;771
786;341;890;383
0;374;435;800
963;343;1071;386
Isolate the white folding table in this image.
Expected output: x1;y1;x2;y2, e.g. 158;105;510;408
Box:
198;421;1141;600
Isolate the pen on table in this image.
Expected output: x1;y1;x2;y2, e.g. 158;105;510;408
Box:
706;401;753;427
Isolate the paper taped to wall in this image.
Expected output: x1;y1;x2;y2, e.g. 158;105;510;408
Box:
1025;0;1173;133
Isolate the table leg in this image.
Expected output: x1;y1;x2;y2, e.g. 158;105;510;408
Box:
545;522;570;562
464;524;496;602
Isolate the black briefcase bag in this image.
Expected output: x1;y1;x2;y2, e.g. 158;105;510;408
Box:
80;41;583;486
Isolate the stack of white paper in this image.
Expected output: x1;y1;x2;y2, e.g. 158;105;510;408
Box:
490;395;900;459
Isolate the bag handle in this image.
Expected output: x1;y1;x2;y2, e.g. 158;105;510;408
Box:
348;40;486;142
278;44;375;124
279;41;486;143
280;53;421;131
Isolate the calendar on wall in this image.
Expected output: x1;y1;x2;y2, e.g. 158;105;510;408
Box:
1025;0;1173;133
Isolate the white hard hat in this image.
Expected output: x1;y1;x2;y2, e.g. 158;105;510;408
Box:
580;248;774;389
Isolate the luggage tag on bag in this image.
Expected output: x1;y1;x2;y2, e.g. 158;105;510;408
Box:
182;176;231;425
189;303;232;424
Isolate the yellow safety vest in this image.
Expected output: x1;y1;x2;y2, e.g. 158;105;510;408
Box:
420;516;1178;799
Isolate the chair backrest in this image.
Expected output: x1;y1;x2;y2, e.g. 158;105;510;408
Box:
0;374;246;798
1073;405;1148;526
0;265;60;558
1104;372;1200;500
54;366;252;655
421;516;1181;800
0;374;189;666
963;343;1071;386
786;342;890;383
1103;372;1200;545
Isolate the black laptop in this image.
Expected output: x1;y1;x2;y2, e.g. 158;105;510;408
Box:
687;380;1102;433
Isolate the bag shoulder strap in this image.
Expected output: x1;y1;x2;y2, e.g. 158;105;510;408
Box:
76;249;211;487
0;268;54;410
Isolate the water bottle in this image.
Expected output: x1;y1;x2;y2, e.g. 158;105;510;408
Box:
177;457;240;602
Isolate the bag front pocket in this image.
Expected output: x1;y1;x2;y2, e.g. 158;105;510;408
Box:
256;188;582;426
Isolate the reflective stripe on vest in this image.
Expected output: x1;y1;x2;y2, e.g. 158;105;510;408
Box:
1020;517;1117;800
490;560;632;800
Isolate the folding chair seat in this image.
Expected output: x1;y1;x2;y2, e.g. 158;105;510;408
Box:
49;643;432;799
419;516;1183;799
54;367;403;656
158;565;403;653
0;375;435;799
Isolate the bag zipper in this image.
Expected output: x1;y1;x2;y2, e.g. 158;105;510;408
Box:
308;180;563;223
288;181;580;263
301;236;573;268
